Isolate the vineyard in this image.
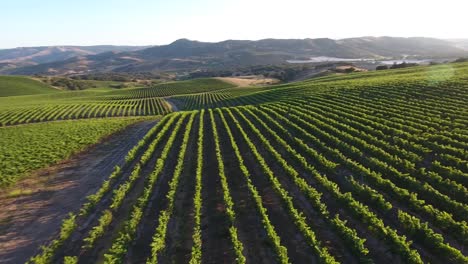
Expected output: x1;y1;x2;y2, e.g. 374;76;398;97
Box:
0;78;232;126
0;98;170;126
0;117;152;188
1;63;468;263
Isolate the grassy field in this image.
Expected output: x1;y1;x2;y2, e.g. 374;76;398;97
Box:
1;64;467;263
0;76;60;97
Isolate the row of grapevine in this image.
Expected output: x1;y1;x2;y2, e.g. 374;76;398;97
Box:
217;108;290;263
102;112;191;263
27;99;468;263
228;106;424;262
222;108;338;263
146;112;196;263
19;62;468;264
256;104;467;262
246;104;467;262
235;106;372;261
83;114;186;248
28;113;183;263
189;110;204;263
283;98;468;205
103;78;235;99
264;104;468;245
0;97;170;126
208;109;246;263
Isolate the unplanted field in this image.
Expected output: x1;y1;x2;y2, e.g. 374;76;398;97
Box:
216;76;280;87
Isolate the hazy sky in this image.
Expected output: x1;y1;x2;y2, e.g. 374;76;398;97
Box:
2;0;467;48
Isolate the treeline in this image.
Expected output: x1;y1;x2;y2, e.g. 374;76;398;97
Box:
377;57;468;70
37;73;168;90
376;62;420;71
70;72;163;82
41;77;101;90
186;64;315;82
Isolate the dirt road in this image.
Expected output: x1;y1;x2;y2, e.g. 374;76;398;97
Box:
164;98;179;111
0;120;157;264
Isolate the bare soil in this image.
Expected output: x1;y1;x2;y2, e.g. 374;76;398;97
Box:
216;76;280;87
224;111;318;264
124;117;188;263
199;113;235;264
164;98;179;111
216;113;278;264
159;116;199;264
0;120;157;264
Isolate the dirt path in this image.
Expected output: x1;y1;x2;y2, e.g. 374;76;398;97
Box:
199;113;235;263
0;120;157;264
164;98;179;111
159;116;199;264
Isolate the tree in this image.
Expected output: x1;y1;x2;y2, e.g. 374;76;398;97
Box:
376;65;389;70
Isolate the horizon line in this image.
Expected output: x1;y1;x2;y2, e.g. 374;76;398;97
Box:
1;35;468;50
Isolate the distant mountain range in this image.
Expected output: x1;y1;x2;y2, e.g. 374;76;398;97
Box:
0;46;149;73
448;39;468;51
1;37;467;75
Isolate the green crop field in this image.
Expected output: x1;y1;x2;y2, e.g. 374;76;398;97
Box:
0;117;150;187
105;78;236;99
1;66;468;263
0;76;60;97
0;78;236;126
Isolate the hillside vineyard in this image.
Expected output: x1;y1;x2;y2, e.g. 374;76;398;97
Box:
0;78;235;126
19;63;468;263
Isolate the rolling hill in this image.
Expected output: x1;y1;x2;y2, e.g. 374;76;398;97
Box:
1;62;467;263
0;76;59;97
449;39;468;51
0;45;150;73
4;37;467;76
